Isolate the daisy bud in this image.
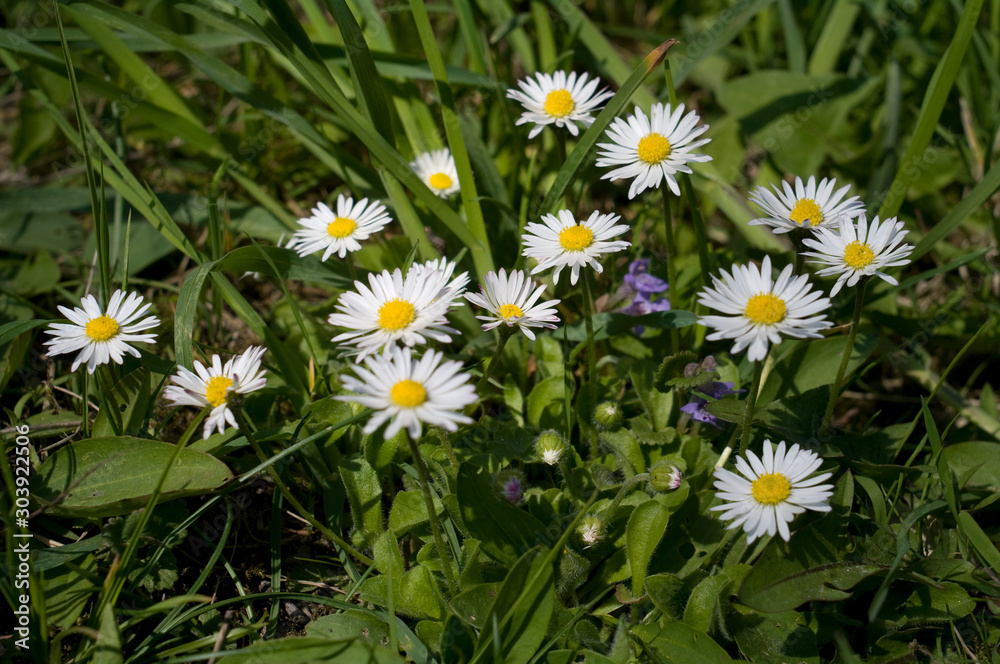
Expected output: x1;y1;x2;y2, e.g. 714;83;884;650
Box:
650;463;683;492
578;516;604;547
594;401;623;431
535;430;566;465
496;470;526;504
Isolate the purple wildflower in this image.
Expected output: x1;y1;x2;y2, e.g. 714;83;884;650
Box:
680;382;744;428
624;259;668;295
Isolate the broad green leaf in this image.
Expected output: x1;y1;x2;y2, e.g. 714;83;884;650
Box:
563;311;697;342
42;554;98;630
887;582;975;628
957;511;1000;573
92;367;151;438
941;442;1000;491
526;376;566;429
387;490;444;537
633;620;733;663
728;604;819;664
600;429;645;478
683;564;751;633
33;437;233;517
757;332;879;405
457;464;549;564
339;455;384;544
627;499;671;595
645;573;687;620
306;610;390;645
362;533;442;620
209;637;405;663
93;602;123;664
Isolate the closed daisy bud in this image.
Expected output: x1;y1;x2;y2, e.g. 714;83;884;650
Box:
578;515;604;547
594;401;623;430
650;463;683;492
535;430;567;465
496;470;526;503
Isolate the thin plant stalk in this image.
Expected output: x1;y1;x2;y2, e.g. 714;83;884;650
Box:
474;326;513;396
664;61;711;283
738;359;765;456
406;436;459;595
236;409;374;567
661;188;680;353
582;271;599;457
824;278;868;429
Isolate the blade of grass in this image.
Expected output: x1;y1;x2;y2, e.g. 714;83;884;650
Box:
55;3;109;302
409;0;495;278
876;0;986;219
540;39;677;215
776;0;805;73
807;0;860;75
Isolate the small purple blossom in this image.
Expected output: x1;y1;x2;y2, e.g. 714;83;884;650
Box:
681;382;744;428
499;473;525;503
624;259;668;295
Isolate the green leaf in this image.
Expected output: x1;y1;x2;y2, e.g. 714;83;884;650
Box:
475;549;555;664
876;0;986;219
0;319;50;349
627;499;671;596
32;437;234;517
941;442;1000;492
526;376;566;429
339;455;384;544
757;332;878;405
957;511;1000;573
42;554;99;630
93;602;123;664
683;564;751;634
645;573;687;621
600;429;645;478
92;367;151;438
306;610;390;646
728;604;819;664
887;582;975;628
206;637;405;663
457;464;549;564
387;490;444;538
633;620;733;663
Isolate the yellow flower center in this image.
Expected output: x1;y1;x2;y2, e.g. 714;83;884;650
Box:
498;304;524;320
378;299;416;331
789;198;823;226
85;316;119;342
205;376;234;408
636;133;672;164
543;89;575;117
751;472;792;505
744;293;787;325
391;379;426;408
843;241;875;269
327;216;357;238
558;225;594;251
429;173;453;190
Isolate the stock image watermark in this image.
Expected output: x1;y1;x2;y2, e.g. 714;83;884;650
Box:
11;423;33;650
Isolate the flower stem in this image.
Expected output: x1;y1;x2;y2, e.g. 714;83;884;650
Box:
474;326;512;396
406;436;459;595
605;473;650;521
738;359;765;456
824;278;867;430
582;271;599;458
236;410;374;567
661;188;680;353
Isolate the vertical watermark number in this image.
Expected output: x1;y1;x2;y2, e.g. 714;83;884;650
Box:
12;423;33;650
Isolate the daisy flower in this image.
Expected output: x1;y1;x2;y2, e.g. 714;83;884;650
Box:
697;255;833;362
596;102;712;199
328;258;469;361
711;440;834;543
163;346;268;440
44;290;159;374
410;148;460;198
748;176;864;234
522;209;631;285
338;346;477;440
464;268;561;340
801;214;914;296
286;195;392;261
506;70;615;139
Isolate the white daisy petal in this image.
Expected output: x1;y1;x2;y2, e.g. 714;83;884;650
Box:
748;176;865;234
712;439;835;543
337;346;477;440
506;70;615;139
696;257;832;361
286;193;392;261
521;209;631;284
44;289;160;374
801;213;914;294
596;102;713;200
465;268;561;339
164;346;268;440
410;148;461;197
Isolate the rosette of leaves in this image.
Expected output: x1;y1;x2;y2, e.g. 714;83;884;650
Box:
654;351;720;392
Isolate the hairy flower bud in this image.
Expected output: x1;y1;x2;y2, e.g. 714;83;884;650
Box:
535;430;566;465
650;462;683;492
578;515;604;547
594;401;623;430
